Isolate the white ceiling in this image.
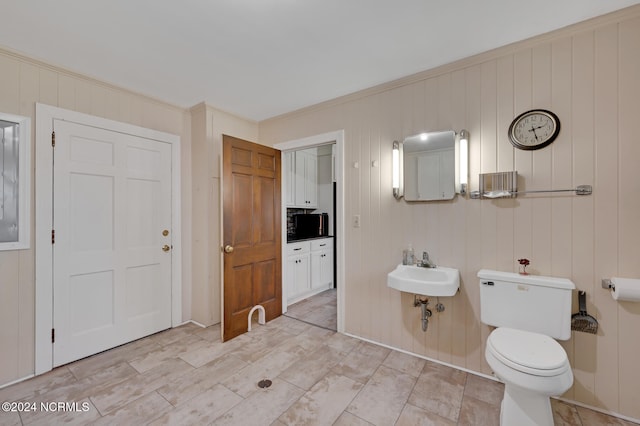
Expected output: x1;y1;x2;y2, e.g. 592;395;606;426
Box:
2;1;639;121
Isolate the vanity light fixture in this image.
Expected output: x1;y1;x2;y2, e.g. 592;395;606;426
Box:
458;129;469;195
392;140;403;199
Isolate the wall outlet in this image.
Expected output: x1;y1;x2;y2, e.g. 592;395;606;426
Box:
352;215;361;228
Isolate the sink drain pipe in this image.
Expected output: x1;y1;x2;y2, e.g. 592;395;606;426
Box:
413;296;445;332
414;296;432;332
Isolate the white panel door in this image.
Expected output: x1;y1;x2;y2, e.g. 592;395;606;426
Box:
52;120;172;366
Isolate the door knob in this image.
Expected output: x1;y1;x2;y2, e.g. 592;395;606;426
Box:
162;245;171;252
224;245;234;253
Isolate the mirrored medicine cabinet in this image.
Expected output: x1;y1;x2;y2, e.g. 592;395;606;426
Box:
402;130;459;201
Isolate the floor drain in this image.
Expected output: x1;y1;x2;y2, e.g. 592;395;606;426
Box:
257;379;272;389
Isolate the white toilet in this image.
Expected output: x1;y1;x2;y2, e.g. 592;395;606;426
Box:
478;269;576;426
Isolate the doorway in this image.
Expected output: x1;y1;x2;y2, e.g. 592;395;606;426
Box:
35;104;182;375
221;135;282;341
274;130;344;333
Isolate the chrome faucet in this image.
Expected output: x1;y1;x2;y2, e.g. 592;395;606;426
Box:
418;251;437;268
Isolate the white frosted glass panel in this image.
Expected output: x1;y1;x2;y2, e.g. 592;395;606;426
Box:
0;121;19;243
70;270;114;334
69;136;114;165
70;174;114;251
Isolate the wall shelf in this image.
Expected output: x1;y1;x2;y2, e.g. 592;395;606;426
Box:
469;171;593;199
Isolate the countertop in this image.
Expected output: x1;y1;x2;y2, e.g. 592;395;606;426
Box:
286;235;334;244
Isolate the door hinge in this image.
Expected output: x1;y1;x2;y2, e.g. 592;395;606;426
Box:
51;229;55;244
51;131;55;147
51;328;55;343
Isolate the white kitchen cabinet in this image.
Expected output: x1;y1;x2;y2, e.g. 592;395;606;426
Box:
286;241;310;300
290;148;317;208
311;238;333;290
286;237;333;303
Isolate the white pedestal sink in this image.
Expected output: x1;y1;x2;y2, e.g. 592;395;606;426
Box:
387;264;459;297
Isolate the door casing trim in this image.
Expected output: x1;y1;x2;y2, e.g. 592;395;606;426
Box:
274;130;345;333
34;103;182;375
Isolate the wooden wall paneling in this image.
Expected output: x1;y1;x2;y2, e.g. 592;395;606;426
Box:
592;22;620;413
103;88;120;122
387;87;407;351
437;73;453;131
19;63;39;117
449;69;467;366
358;99;372;341
416;79;429;133
479;59;498;269
512;49;533;269
209;175;220;325
464;64;483;372
396;84;417;352
142;102;182;135
181;110;193;322
17;62;39;378
0;253;20;383
549;36;576;399
406;89;427;355
118;92;144;127
571;30;597;406
549;37;574;279
74;78;93;113
367;95;381;344
0;55;20;113
413;80;433;358
377;89;394;347
478;60;499;374
495;56;516;273
436;202;454;363
57;74;76;110
38;69;58;107
0;54;20;384
435;73;454;362
531;44;553;275
480;60;498;174
435;73;454;363
617;17;640;419
89;84;108;118
190;106;209;325
17;252;35;378
345;98;364;337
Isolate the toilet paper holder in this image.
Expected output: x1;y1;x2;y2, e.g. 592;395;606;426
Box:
602;278;614;290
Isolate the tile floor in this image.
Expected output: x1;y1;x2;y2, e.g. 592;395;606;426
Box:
284;288;337;331
0;297;637;425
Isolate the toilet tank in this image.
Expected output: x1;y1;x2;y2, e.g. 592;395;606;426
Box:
478;269;575;340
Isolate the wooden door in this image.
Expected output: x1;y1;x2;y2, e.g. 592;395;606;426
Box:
222;135;282;341
52;120;172;366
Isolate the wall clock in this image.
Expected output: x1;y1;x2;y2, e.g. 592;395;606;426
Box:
508;109;560;150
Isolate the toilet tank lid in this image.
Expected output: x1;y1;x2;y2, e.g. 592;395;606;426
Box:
478;269;575;290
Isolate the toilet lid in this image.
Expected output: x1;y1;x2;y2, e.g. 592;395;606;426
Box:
487;327;569;377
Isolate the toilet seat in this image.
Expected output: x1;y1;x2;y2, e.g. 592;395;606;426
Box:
487;327;570;377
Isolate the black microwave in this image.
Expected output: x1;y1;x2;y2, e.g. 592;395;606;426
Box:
293;213;329;240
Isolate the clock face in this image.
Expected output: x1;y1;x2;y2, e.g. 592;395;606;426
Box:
508;109;560;150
